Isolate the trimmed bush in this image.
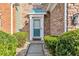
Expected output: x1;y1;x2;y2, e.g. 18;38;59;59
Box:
56;31;77;56
13;32;28;48
56;30;79;56
44;35;58;55
0;31;17;56
72;29;79;55
44;29;79;56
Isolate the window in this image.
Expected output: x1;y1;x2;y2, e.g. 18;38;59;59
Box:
33;19;40;28
72;13;79;28
72;13;78;25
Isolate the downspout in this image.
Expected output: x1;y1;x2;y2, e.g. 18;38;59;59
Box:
11;3;13;34
64;3;67;32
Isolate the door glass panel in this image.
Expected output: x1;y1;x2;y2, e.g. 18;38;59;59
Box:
33;19;40;28
33;19;40;37
33;29;40;36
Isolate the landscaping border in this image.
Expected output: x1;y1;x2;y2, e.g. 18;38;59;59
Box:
43;44;52;56
16;42;30;56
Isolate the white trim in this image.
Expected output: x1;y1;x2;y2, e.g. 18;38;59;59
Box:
11;3;13;34
29;15;32;41
28;13;46;15
41;15;44;40
64;3;67;32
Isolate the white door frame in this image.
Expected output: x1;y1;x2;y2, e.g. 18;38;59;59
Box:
29;14;44;41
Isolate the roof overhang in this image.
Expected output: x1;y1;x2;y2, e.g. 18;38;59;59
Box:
28;4;47;15
46;3;57;12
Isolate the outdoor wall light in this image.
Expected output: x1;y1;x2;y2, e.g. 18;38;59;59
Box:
71;13;79;25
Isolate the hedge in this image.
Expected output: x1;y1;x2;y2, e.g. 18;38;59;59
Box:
0;31;17;56
56;31;77;56
44;29;79;56
13;32;28;48
44;35;58;55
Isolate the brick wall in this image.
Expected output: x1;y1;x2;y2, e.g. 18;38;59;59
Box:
20;3;48;32
50;3;64;35
0;3;65;35
19;3;33;32
0;3;11;33
67;3;79;31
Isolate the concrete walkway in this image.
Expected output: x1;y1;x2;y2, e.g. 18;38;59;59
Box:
26;43;45;56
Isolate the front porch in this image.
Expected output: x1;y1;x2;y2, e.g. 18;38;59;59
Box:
15;3;66;56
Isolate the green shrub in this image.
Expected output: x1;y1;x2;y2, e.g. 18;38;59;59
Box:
56;30;79;56
56;31;76;56
73;29;79;55
44;35;58;55
13;32;28;48
0;31;17;56
44;29;79;56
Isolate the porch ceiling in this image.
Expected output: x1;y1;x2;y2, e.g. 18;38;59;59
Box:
28;4;47;15
28;3;57;15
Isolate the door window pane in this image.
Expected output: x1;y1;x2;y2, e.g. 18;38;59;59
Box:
33;19;40;37
33;19;40;28
33;29;40;36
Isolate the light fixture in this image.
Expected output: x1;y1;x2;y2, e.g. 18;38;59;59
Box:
72;13;79;25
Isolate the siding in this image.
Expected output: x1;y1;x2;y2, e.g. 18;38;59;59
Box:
15;6;22;32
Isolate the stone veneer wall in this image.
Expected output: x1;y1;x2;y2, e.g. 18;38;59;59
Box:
67;3;79;31
50;3;64;35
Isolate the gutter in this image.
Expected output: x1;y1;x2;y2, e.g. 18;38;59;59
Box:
64;3;67;32
11;3;13;34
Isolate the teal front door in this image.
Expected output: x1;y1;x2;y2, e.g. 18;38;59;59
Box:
29;15;44;41
33;19;40;38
